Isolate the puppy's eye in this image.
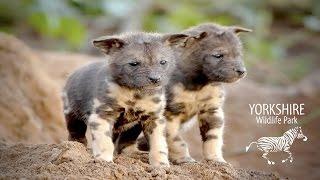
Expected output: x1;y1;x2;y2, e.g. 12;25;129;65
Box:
212;54;224;59
129;62;140;66
160;60;167;65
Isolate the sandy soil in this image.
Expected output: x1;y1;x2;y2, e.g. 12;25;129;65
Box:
0;141;280;179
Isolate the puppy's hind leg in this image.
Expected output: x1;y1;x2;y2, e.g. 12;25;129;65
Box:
65;110;88;146
63;91;88;145
115;123;144;155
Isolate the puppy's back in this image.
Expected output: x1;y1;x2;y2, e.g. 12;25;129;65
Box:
63;61;107;115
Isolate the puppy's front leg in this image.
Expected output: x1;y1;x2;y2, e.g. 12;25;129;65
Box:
88;113;115;162
198;107;226;162
166;116;194;164
141;114;169;167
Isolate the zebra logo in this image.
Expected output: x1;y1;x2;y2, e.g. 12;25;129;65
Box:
245;126;308;165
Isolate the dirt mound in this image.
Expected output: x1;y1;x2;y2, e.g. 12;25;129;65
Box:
0;33;65;143
0;141;279;179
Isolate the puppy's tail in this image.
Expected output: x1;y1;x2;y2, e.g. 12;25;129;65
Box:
245;141;257;152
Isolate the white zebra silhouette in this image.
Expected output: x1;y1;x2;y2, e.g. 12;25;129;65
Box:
245;126;308;165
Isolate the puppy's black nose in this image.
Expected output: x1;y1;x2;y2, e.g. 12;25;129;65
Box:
148;77;161;84
236;69;246;76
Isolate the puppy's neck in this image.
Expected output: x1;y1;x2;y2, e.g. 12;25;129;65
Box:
172;57;226;91
109;80;164;98
172;64;207;91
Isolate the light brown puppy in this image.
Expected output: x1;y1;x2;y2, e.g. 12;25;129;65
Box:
164;23;251;164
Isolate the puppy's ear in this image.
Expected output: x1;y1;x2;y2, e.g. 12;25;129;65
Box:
164;32;207;48
164;33;189;47
194;31;208;40
93;37;126;54
230;26;252;34
185;31;208;47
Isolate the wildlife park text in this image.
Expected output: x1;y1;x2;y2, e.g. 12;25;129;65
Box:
255;116;298;125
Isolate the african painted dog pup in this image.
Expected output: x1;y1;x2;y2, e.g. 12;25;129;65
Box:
62;32;189;167
164;23;252;164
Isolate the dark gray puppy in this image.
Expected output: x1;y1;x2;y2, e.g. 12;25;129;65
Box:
62;32;189;167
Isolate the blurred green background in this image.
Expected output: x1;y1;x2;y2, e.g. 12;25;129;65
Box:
0;0;319;85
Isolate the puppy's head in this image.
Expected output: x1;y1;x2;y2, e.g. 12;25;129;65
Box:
180;23;251;83
93;32;188;90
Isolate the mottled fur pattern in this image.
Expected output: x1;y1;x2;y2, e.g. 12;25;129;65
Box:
164;23;251;164
63;32;189;167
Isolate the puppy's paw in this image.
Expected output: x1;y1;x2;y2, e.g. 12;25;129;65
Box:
121;145;148;155
205;156;227;163
95;153;114;163
151;160;170;167
149;156;170;167
172;156;197;164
